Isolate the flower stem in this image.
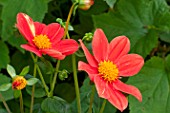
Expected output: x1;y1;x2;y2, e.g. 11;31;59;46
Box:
63;3;76;39
72;54;81;113
0;93;11;113
49;60;60;97
36;64;49;96
99;99;107;113
30;55;38;113
20;91;24;113
88;85;95;113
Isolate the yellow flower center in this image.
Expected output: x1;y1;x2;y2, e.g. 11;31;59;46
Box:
98;60;119;82
12;76;27;90
33;34;51;49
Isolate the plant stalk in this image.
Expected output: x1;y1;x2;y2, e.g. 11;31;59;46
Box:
63;3;76;39
88;85;95;113
49;60;60;97
99;99;107;113
0;93;11;113
20;91;24;113
30;64;37;113
36;64;49;96
72;54;81;113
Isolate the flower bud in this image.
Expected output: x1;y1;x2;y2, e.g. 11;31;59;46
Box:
12;76;27;90
78;0;94;10
58;69;69;81
82;32;93;42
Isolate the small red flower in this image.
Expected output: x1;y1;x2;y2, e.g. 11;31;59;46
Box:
16;13;79;60
78;29;144;111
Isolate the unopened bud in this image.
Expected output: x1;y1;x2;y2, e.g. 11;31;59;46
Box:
78;0;94;10
82;32;93;42
12;76;27;90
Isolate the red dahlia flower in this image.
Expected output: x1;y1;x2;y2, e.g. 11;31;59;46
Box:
16;13;78;60
78;29;144;111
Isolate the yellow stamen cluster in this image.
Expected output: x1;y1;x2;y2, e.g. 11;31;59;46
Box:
12;76;27;90
98;60;119;82
33;34;51;49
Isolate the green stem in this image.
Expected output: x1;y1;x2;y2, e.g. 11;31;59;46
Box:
88;85;95;113
29;53;38;113
72;54;81;113
36;64;49;96
0;93;11;113
30;53;38;63
63;3;76;39
30;61;37;113
49;60;60;97
99;99;107;113
20;91;24;113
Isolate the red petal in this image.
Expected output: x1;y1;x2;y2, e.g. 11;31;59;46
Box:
21;44;41;57
51;27;64;44
16;13;35;45
94;75;110;99
56;39;79;55
79;39;98;67
113;80;142;102
41;23;64;43
41;49;65;60
92;29;109;62
78;61;98;81
34;22;46;35
117;54;144;76
108;36;130;63
107;85;128;112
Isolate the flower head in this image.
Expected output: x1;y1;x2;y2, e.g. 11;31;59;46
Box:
78;0;94;10
16;13;79;60
12;76;27;90
78;29;144;111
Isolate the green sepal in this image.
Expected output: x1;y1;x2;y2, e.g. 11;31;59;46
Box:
0;83;11;92
7;64;16;78
19;66;30;76
13;90;21;98
27;78;39;86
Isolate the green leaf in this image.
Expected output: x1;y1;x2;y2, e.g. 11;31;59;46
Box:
13;90;21;98
55;83;75;103
36;61;54;84
26;83;46;98
27;78;39;86
0;41;10;70
11;51;33;74
160;32;170;43
19;66;30;76
41;96;72;113
103;0;117;8
93;0;170;58
71;78;117;113
74;0;108;35
0;83;11;92
60;55;86;73
0;74;13;101
0;109;8;113
7;64;16;78
127;56;170;113
1;0;49;51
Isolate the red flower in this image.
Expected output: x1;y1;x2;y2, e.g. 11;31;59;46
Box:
78;29;144;111
16;13;78;60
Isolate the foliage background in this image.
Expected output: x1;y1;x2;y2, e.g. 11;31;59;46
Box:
0;0;170;113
